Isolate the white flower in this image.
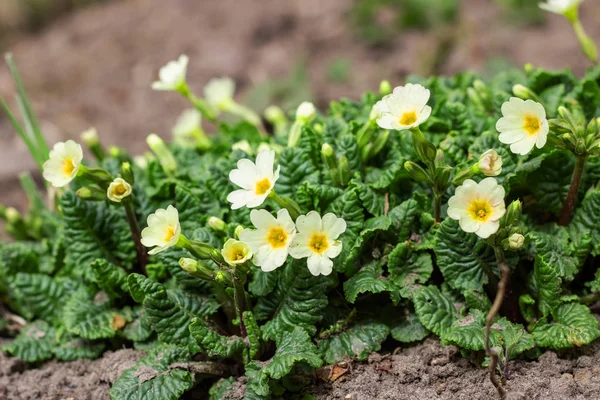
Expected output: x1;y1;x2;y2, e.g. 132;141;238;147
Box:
80;127;98;146
222;239;253;266
204;77;235;109
296;102;316;123
496;97;549;155
478;150;503;177
289;211;347;276
151;55;189;91
508;233;525;250
173;109;201;144
447;178;506;239
374;83;432;130
107;178;132;203
539;0;583;15
42;140;84;187
141;205;181;255
227;150;280;210
239;209;296;272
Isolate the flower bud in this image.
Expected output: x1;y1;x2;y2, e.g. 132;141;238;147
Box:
410;128;437;166
208;216;227;232
234;225;244;239
179;257;215;280
337;155;350;187
321;143;337;171
504;200;522;227
379;80;391;96
478;150;502;177
215;270;233;286
232;139;253;155
5;207;21;223
81;128;99;147
147;133;177;174
507;233;525;250
295;102;316;124
107;178;133;203
133;155;149;169
452;165;474;186
512;84;540;102
76;186;107;201
404;161;431;183
264;105;287;125
82;166;114;185
120;162;135;185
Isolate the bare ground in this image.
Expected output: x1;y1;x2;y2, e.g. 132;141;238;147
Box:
2;338;600;399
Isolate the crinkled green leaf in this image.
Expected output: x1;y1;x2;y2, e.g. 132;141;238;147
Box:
275;148;319;197
318;320;389;364
569;187;600;256
91;259;128;299
1;320;56;362
532;302;600;349
244;311;261;362
248;268;278;297
344;215;391;272
442;310;488;350
54;335;105;361
492;318;534;360
7;273;76;321
435;218;496;292
390;311;429;343
388;243;433;299
532;255;562;317
209;377;236;400
344;262;400;304
388;199;419;241
63;289;125;339
414;285;460;337
257;260;328;341
109;345;193;400
263;327;322;379
189;318;245;358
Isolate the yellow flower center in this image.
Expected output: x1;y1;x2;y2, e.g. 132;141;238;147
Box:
267;227;288;248
255;178;272;195
164;225;176;242
399;110;418;126
228;247;248;262
468;199;493;222
523;114;541;135
114;184;127;196
309;232;329;254
62;158;76;176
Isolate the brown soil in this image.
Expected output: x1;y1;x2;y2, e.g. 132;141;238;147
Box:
3;338;599;400
0;343;144;400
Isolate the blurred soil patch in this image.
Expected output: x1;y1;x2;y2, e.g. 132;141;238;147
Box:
0;0;599;209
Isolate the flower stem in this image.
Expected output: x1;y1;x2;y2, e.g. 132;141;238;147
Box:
269;191;302;221
123;200;148;275
232;270;248;337
571;19;598;65
485;246;509;400
434;192;442;224
559;154;587;226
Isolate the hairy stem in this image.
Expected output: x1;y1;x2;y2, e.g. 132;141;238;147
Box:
558;154;587;226
232;271;248;337
123;200;148;275
485;247;509;399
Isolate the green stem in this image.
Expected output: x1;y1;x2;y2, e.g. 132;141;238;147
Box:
434;192;442;224
269;191;302;221
123;200;148;275
232;271;248;337
485;246;509;399
178;84;217;121
224;100;265;132
571;19;598;64
559;154;587;226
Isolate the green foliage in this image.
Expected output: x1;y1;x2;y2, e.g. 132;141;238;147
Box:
3;60;600;400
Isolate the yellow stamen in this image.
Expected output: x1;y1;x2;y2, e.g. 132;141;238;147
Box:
523;114;541;135
114;184;127;195
228;247;247;262
255;178;271;195
399;110;417;126
468;199;493;222
62;158;75;176
164;225;176;242
309;232;329;254
267;227;288;248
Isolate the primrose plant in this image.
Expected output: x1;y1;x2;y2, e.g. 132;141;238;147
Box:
1;14;600;399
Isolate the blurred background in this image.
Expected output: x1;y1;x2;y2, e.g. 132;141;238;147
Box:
0;0;599;210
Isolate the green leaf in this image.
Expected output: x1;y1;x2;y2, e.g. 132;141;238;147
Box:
209;377;236;400
492;318;534;360
257;260;328;341
275;148;319;197
244;311;261;362
344;215;391;272
189;318;245;358
336;134;362;173
1;320;56;362
63;289;125;339
530;228;580;281
387;243;433;299
435;218;496;292
352;180;385;216
413;285;460;337
344;262;400;305
54;335;105;361
388;199;419;241
442;310;488;350
109;345;193;400
328;188;365;273
90;259;128;299
318;320;389;364
569;187;600;256
7;273;75;321
123;310;154;343
532;302;600;349
533;255;562;317
248;268;278;297
263;327;322;379
61;192;135;275
390;311;429;343
527;151;572;215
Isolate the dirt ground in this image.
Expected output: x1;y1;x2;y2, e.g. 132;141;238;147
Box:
1;0;600;209
2;337;600;400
